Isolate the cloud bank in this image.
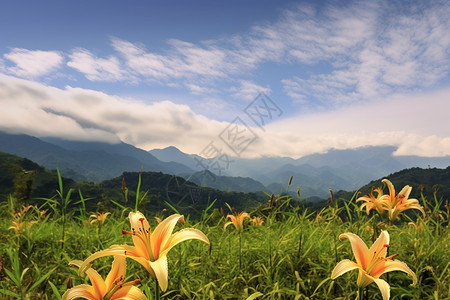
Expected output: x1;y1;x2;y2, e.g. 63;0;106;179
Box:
0;74;449;158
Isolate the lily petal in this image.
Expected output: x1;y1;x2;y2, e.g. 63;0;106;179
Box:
104;256;127;292
149;255;169;291
62;284;98;300
224;221;233;230
373;278;390;300
110;286;148;300
373;259;417;285
368;230;389;260
398;185;412;200
382;179;396;203
331;259;360;279
161;228;210;257
69;260;106;297
339;233;369;269
78;245;154;277
151;214;183;259
356;269;375;288
78;245;135;276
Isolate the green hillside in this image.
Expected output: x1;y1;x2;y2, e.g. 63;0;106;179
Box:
0;152;73;204
0;152;266;217
334;166;450;211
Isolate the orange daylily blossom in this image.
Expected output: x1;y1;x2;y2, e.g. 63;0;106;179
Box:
89;212;111;225
224;211;250;232
79;212;210;292
251;216;264;226
12;204;34;219
331;231;416;300
8;220;36;234
381;179;425;222
357;186;389;216
63;255;146;300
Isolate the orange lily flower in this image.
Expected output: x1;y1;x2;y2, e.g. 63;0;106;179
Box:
79;212;210;292
357;186;389;216
251;216;264;226
224;211;250;232
63;255;146;300
8;220;36;234
381;179;425;222
331;231;416;300
89;212;111;225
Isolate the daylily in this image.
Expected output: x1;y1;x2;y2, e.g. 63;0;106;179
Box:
8;220;36;234
381;179;425;222
89;212;111;225
357;186;389;216
251;216;264;226
63;255;146;300
79;212;210;292
224;211;250;232
331;231;416;300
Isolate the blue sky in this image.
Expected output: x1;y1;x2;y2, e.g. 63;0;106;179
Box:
0;0;449;158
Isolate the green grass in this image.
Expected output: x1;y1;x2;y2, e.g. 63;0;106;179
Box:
0;189;449;299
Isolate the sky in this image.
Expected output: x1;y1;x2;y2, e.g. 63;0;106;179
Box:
0;0;449;159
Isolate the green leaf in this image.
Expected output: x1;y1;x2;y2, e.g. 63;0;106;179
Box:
135;168;143;211
28;267;57;292
110;199;125;210
246;291;263;300
56;168;63;196
4;268;21;288
164;201;180;214
48;281;62;300
0;289;19;298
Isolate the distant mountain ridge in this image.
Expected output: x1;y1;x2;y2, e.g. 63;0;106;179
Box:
0;132;193;182
149;144;450;198
1;131;450;198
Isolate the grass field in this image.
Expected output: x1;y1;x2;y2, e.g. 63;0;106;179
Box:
0;177;449;299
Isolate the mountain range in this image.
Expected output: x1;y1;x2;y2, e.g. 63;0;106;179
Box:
1;131;450;198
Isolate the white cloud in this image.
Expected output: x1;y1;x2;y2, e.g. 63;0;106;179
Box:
104;1;449;110
230;80;271;102
4;48;63;78
111;38;237;82
0;74;226;154
251;87;450;158
1;74;449;159
280;1;450;108
67;48;130;82
10;0;441;111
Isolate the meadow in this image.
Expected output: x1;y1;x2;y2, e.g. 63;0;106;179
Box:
0;174;449;300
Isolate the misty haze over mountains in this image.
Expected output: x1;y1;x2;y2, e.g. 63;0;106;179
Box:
1;131;450;199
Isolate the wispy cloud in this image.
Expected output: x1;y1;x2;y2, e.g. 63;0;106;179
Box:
111;38;238;82
281;1;450;107
3;48;63;78
67;48;131;82
229;80;272;102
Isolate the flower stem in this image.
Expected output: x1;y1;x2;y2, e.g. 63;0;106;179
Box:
154;279;160;300
238;231;242;273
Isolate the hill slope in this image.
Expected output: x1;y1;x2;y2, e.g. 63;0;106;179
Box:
0;132;193;182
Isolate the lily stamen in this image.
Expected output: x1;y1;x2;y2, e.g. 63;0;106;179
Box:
385;253;399;260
